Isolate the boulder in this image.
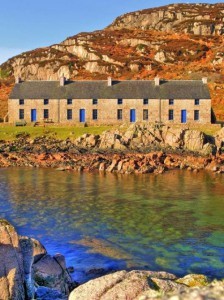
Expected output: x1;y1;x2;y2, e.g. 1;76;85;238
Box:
214;127;224;151
0;219;25;300
99;132;117;149
19;236;47;299
184;130;205;151
33;254;72;295
0;219;74;300
201;143;217;155
85;134;100;148
113;139;127;151
163;128;185;148
69;270;184;300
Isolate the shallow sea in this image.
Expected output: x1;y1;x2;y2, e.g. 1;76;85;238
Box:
0;168;224;282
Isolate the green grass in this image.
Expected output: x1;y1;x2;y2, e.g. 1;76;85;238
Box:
0;123;221;141
0;124;116;141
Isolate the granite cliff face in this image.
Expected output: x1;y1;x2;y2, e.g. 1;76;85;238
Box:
0;3;224;120
108;3;224;35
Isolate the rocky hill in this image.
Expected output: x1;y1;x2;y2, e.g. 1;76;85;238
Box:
0;3;224;120
108;3;224;35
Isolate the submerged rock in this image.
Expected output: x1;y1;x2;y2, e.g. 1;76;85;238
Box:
35;286;64;300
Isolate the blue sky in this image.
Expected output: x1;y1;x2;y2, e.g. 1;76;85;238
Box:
0;0;219;64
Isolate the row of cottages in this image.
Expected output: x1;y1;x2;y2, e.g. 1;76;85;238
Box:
8;77;211;124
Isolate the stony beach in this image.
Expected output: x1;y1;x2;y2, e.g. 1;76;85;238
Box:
0;124;224;174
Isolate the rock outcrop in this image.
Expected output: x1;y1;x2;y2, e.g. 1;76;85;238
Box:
108;3;224;36
69;270;215;300
0;124;224;174
0;219;25;300
0;219;73;300
74;124;219;154
69;270;180;300
19;236;47;299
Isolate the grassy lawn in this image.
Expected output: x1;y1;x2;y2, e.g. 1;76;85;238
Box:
0;124;116;141
0;123;221;141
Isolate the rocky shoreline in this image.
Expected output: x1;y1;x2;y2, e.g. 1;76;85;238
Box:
1;148;224;175
1;219;224;300
0;124;224;174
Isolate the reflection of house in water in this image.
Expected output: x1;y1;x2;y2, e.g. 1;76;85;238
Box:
9;77;211;124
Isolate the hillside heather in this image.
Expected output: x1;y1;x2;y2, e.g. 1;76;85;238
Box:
0;3;224;120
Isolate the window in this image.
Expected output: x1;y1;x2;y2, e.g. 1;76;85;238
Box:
92;99;98;105
92;109;98;120
169;99;174;105
67;109;72;120
67;99;72;105
143;99;148;105
19;109;24;120
44;109;49;119
117;99;123;105
195;99;200;105
169;109;174;120
44;99;49;105
117;109;122;120
19;99;24;105
143;109;148;121
194;110;199;121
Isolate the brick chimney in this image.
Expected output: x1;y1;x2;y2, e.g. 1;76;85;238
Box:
108;77;112;86
202;77;208;84
15;77;21;84
60;75;65;86
154;76;160;86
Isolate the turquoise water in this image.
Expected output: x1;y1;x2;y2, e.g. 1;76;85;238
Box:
0;168;224;282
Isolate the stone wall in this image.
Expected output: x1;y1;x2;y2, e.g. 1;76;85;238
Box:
8;98;211;124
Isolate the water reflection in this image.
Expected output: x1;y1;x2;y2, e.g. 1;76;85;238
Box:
0;168;224;281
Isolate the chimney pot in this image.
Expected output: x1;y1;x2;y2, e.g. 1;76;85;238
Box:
108;77;112;86
154;77;160;86
202;77;208;84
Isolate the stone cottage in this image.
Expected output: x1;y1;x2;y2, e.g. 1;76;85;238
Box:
8;77;211;124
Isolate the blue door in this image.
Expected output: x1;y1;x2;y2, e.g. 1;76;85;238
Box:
181;110;187;123
31;109;37;122
79;109;85;122
130;109;136;122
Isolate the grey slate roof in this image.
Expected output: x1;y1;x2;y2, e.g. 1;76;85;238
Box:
9;80;211;100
